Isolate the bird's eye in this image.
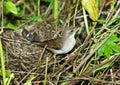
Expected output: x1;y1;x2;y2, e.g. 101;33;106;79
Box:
71;30;73;33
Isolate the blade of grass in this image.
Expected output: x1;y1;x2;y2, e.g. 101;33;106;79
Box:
0;0;4;34
0;39;6;85
37;0;40;17
43;0;54;19
44;57;49;85
53;0;58;25
82;7;89;35
1;0;6;85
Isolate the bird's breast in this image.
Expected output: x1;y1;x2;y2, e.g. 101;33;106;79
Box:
50;36;76;54
62;36;76;53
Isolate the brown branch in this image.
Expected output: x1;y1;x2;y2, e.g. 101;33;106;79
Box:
73;24;120;73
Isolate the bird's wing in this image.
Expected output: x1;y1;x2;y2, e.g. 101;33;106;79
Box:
43;38;63;50
32;38;63;50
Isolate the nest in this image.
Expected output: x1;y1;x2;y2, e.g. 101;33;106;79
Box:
2;23;68;84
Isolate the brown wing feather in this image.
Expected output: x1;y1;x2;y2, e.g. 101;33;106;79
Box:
32;38;63;50
42;38;62;49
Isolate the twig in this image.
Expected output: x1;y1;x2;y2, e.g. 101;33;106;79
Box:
68;54;119;85
18;67;36;84
73;24;120;73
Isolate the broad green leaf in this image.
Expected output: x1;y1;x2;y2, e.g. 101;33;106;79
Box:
98;34;120;58
4;1;18;15
105;44;112;58
81;0;98;21
98;46;104;56
110;43;120;53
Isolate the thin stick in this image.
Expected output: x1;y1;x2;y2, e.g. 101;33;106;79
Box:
73;24;120;73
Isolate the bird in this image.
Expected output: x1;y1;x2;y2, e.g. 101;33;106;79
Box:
31;27;79;55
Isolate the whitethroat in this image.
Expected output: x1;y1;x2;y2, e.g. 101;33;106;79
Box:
31;27;79;55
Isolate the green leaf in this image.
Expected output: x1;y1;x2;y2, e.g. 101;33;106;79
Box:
53;0;58;24
29;16;42;22
98;34;120;58
4;1;18;15
110;42;120;53
81;0;98;21
61;82;69;85
6;23;17;30
23;75;35;85
97;19;107;23
42;0;51;3
93;61;114;72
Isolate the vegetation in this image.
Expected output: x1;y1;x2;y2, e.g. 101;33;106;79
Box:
0;0;120;85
